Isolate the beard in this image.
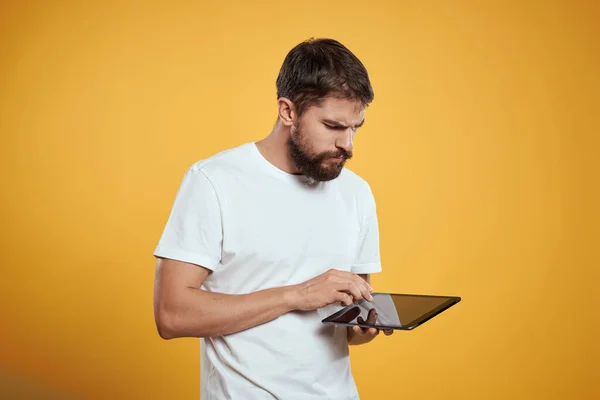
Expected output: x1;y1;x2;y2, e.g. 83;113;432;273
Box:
287;123;353;182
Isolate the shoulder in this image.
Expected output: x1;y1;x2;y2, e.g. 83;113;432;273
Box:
186;142;254;178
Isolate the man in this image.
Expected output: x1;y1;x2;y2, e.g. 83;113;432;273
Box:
153;37;391;399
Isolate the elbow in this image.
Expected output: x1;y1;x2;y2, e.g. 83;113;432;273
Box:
154;303;179;340
156;318;175;340
154;293;211;339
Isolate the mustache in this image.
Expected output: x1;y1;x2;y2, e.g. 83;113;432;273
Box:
324;149;353;159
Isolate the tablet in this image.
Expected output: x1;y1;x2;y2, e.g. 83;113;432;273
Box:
321;292;461;331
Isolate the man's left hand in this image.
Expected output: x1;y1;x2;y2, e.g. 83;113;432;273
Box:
347;308;393;345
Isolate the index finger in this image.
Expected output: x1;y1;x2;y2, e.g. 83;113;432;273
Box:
334;271;373;301
334;270;372;290
350;274;373;301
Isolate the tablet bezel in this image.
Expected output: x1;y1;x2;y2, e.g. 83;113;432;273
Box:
321;292;461;331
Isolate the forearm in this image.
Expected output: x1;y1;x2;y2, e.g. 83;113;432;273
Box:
156;285;297;339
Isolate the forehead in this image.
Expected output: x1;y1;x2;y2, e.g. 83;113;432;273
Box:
306;96;365;123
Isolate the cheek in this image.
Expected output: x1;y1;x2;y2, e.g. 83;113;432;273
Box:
303;124;333;147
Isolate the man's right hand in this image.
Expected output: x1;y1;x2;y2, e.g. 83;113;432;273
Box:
286;269;374;311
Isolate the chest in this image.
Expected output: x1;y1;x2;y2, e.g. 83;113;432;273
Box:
215;178;361;287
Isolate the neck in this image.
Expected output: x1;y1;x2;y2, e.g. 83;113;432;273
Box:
255;120;300;175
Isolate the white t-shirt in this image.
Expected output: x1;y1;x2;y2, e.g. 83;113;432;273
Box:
154;142;382;399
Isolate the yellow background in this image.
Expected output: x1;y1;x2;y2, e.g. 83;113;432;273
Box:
1;1;598;399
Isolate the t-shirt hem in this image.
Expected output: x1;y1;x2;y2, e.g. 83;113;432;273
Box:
153;246;219;271
350;262;382;274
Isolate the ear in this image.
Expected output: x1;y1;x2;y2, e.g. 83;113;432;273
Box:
277;98;296;127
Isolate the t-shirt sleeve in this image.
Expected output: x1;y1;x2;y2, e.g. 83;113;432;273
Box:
153;167;222;271
350;182;382;274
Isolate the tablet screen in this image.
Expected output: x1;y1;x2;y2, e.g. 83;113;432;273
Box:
322;292;460;330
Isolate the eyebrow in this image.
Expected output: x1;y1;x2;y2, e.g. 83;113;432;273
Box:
322;119;365;129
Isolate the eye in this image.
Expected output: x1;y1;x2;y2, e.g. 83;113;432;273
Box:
325;125;345;131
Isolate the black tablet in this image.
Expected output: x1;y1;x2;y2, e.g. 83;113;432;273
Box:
321;292;461;331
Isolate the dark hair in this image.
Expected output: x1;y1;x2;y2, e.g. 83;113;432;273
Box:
276;38;374;116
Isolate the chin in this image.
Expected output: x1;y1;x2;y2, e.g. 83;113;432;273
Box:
311;167;344;182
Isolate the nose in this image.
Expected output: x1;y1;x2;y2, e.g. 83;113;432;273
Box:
336;129;354;153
